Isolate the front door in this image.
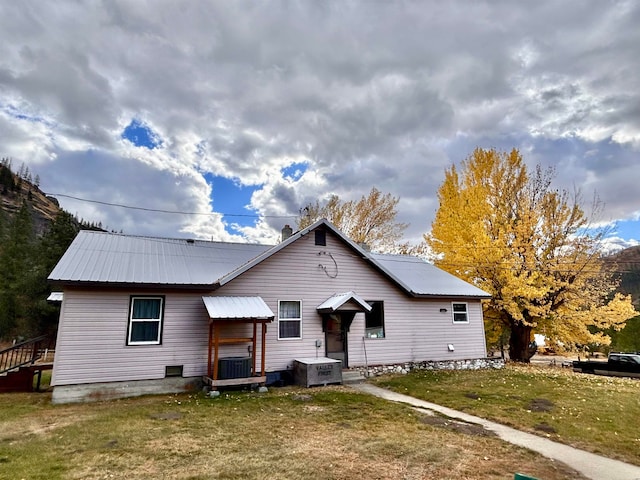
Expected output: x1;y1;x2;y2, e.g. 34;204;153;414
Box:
325;313;347;366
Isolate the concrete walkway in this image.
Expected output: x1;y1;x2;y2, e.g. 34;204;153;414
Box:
351;383;640;480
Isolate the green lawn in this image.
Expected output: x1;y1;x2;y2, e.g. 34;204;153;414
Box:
0;382;587;480
373;363;640;466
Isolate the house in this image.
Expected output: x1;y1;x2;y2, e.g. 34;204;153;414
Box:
48;219;491;403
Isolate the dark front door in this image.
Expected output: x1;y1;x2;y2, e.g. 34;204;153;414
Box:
325;313;347;366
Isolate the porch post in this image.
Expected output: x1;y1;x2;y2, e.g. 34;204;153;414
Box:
207;321;213;378
252;321;257;376
213;322;220;380
260;322;267;376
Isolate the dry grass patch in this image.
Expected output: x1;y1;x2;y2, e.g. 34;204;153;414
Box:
0;387;586;479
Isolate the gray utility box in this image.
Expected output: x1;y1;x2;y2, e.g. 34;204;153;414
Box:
293;357;342;387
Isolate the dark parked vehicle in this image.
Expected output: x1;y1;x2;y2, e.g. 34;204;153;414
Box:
573;352;640;378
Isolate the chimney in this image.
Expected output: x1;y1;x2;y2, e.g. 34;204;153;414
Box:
281;224;293;242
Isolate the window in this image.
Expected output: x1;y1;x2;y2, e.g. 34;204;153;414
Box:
365;301;385;338
278;300;302;339
128;296;164;345
452;302;468;323
165;365;183;377
315;230;326;246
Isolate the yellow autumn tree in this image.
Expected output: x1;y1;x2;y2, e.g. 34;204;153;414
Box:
297;187;408;252
427;148;637;362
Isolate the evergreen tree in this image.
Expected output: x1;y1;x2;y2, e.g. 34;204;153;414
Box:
0;202;36;337
25;211;80;336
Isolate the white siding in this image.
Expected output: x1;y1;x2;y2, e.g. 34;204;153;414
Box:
53;228;487;385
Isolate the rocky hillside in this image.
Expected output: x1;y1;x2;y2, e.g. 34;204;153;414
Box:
607;245;640;308
0;160;62;235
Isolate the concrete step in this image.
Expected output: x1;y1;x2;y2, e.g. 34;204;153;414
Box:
342;369;366;384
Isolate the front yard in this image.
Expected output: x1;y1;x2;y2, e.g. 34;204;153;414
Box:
0;373;591;480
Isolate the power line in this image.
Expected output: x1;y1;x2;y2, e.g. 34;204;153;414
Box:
45;192;297;219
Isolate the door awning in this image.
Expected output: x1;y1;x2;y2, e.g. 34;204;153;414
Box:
317;291;372;313
202;296;275;320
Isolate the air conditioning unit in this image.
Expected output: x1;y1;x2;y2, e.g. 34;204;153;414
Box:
218;357;251;379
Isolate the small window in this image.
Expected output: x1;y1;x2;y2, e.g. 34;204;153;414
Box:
315;230;326;246
365;301;385;338
128;296;164;345
165;365;183;377
452;302;468;323
278;300;302;339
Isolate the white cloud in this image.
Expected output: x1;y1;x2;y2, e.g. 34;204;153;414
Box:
0;0;638;247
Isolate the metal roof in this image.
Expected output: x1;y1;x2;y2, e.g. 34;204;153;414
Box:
48;231;271;286
369;253;491;298
48;220;490;299
202;296;274;320
317;291;373;313
47;292;64;302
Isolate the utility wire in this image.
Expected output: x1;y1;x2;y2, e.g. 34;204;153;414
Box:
44;192;297;219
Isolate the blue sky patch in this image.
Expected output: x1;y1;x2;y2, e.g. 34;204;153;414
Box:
281;162;307;181
205;173;261;234
611;219;639;241
122;119;162;149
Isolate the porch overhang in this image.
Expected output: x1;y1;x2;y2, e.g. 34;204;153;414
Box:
317;291;372;314
201;296;274;385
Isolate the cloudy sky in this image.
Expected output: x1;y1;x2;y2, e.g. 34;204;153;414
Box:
1;1;638;250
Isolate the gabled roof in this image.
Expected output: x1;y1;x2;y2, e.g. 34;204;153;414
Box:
317;291;373;313
48;219;490;299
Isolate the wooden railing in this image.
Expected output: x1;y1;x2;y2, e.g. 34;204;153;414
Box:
0;335;52;376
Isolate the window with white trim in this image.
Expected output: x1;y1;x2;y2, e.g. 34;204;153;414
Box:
365;301;385;338
452;302;468;323
278;300;302;339
128;296;164;345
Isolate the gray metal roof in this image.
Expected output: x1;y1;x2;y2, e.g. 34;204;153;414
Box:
48;231;271;286
369;253;491;298
48;220;490;299
202;296;274;320
317;291;373;313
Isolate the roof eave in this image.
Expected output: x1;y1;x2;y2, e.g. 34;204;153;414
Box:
48;280;218;291
410;293;492;299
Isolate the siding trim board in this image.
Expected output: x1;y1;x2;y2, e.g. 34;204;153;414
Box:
49;219;492;402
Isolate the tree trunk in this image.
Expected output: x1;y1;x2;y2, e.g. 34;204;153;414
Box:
509;322;535;362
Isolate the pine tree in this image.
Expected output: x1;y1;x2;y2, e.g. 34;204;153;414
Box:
0;202;36;337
